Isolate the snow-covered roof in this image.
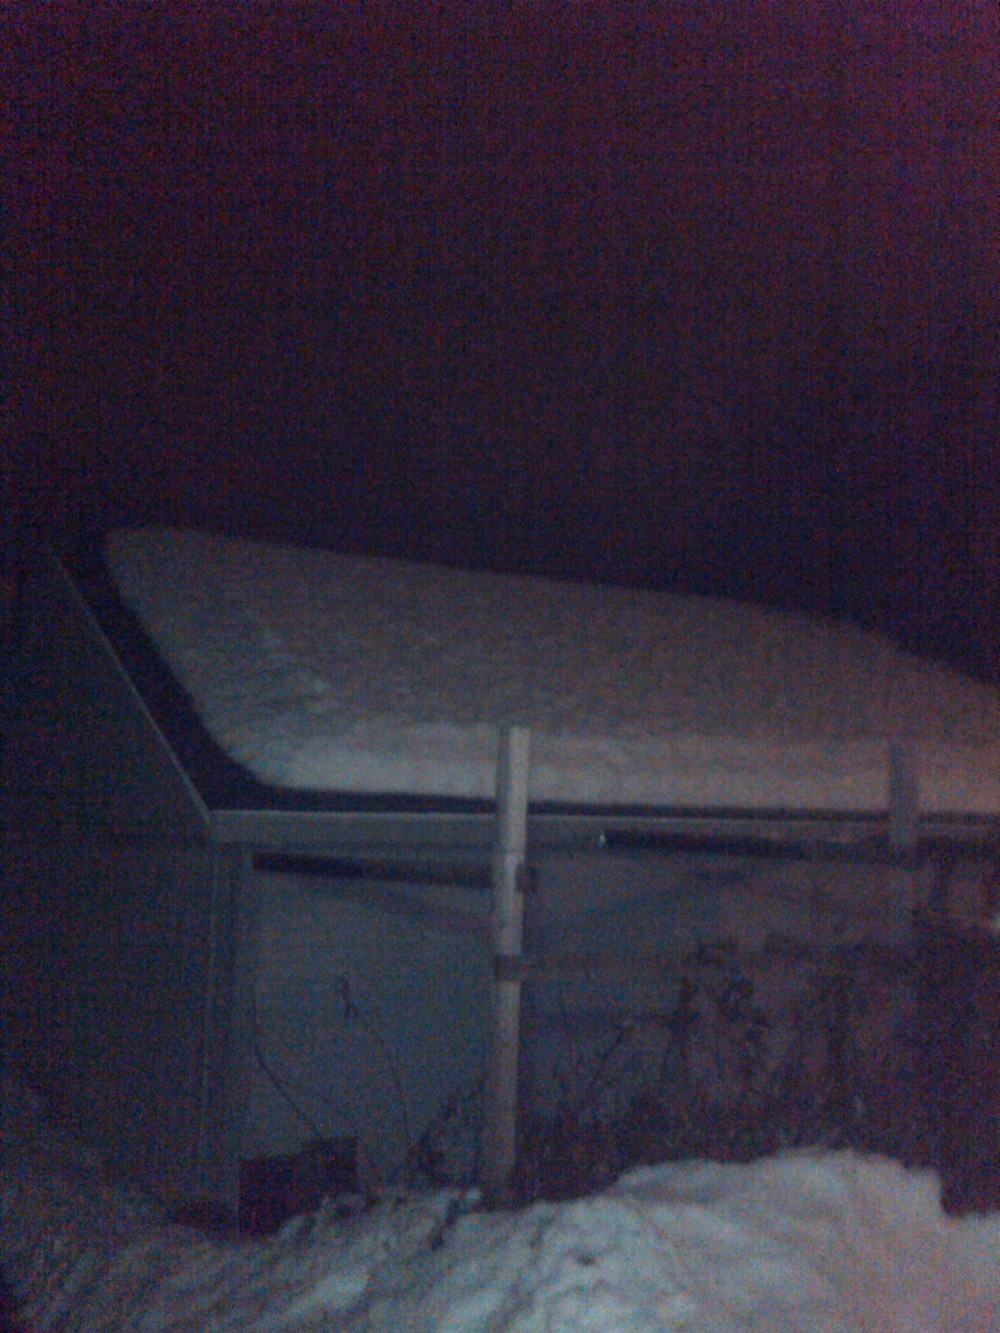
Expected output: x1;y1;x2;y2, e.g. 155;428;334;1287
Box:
105;527;1000;816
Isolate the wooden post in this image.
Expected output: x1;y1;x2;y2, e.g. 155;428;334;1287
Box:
481;725;530;1203
889;741;919;936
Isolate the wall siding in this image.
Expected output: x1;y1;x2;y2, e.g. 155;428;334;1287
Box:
0;551;243;1207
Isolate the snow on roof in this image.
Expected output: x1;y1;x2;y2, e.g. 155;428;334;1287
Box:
105;527;1000;815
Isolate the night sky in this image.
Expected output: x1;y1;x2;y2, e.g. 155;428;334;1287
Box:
4;3;997;679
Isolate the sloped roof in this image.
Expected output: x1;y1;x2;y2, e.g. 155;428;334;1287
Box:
106;527;1000;817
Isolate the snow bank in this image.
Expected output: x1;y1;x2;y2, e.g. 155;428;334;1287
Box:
3;1082;999;1331
104;527;1000;814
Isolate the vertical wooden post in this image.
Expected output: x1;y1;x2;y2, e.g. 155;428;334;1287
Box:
889;741;920;936
481;725;530;1204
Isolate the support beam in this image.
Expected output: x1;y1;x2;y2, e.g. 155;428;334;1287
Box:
889;741;920;935
889;742;919;854
481;725;530;1203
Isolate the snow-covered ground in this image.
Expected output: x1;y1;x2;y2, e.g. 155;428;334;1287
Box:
106;527;1000;813
3;1080;1000;1331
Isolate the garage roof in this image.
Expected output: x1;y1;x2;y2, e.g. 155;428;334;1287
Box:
104;528;1000;840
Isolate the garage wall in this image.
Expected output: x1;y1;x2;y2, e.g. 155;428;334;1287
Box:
0;551;247;1210
241;847;995;1184
245;871;491;1185
518;850;992;1132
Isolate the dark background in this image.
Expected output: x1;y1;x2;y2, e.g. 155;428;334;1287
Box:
3;2;997;677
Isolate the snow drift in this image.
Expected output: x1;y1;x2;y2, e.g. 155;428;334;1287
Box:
2;1082;999;1331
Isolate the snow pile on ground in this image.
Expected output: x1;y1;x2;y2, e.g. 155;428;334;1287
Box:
3;1081;1000;1331
104;527;1000;811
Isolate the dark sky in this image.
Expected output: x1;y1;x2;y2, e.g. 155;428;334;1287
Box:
4;3;998;678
